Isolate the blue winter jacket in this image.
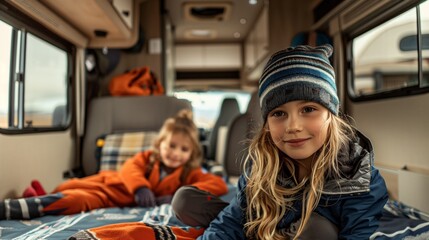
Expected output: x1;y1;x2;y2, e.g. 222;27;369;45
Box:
199;132;388;239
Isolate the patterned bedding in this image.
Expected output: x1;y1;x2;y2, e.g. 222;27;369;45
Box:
0;184;237;240
0;205;186;239
370;199;429;240
1;188;428;239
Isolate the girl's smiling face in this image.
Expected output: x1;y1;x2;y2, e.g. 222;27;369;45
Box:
267;100;331;161
159;132;193;169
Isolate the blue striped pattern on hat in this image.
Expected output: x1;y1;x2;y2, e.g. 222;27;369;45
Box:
258;44;339;120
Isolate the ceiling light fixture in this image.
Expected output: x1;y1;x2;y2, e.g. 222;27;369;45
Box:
191;29;212;36
240;18;247;24
184;29;217;39
249;0;257;5
234;32;241;38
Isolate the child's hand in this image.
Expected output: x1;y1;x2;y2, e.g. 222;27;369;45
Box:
156;195;173;205
134;187;156;207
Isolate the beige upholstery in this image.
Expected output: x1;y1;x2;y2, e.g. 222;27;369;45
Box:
82;95;191;176
222;91;262;181
205;98;241;161
52;105;68;127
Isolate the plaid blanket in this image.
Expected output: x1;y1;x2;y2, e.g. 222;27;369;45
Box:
98;131;158;171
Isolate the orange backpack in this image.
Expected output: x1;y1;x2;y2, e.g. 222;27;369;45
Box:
109;66;165;96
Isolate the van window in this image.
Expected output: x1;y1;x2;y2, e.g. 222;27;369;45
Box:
0;16;71;132
0;20;12;129
174;90;250;129
423;5;429;87
350;0;429;98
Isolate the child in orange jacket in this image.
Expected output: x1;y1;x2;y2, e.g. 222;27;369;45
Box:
0;110;228;220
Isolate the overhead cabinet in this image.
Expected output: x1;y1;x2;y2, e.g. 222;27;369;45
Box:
8;0;141;48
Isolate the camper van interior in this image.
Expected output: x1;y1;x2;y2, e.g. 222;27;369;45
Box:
1;0;429;239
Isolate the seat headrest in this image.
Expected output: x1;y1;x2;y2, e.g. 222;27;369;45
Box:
218;98;240;123
290;31;332;47
246;91;262;125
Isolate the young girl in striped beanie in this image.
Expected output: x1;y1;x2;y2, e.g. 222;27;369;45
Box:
176;44;388;239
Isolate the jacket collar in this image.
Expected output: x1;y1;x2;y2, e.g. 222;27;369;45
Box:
322;131;372;195
276;131;373;195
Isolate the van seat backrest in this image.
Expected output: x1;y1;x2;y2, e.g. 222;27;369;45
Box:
206;98;241;161
82;95;191;176
52;105;67;127
223;91;262;181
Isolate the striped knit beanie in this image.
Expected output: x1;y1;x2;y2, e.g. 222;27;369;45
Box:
258;44;338;121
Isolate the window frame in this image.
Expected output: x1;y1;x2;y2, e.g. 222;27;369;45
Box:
0;1;75;134
345;2;429;102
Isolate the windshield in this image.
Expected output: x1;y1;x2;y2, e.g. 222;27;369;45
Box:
174;90;251;129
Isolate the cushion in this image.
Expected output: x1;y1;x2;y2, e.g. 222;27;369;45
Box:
98;131;158;172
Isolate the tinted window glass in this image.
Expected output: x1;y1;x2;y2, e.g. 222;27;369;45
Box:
421;1;429;87
0;20;13;128
24;33;68;127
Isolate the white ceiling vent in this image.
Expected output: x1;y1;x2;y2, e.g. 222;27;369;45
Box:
183;2;232;22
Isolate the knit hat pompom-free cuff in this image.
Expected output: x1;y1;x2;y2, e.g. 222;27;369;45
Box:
258;44;339;120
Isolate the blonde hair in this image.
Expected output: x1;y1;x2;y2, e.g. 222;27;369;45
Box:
150;109;202;180
244;113;355;239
